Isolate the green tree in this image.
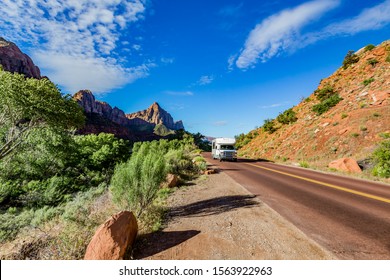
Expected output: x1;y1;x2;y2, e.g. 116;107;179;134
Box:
74;133;130;171
0;69;84;160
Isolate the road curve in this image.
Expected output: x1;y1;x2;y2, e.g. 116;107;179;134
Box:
203;152;390;259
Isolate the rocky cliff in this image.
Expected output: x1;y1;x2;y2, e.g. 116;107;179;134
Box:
0;37;41;79
73;90;184;140
238;41;390;173
127;102;185;131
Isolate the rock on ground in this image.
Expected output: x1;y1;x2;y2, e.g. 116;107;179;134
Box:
84;211;138;260
329;158;362;173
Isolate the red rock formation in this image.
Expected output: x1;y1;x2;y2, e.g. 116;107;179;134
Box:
74;90;131;126
84;211;138;260
239;40;390;170
0;37;41;79
74;90;185;141
329;158;362;173
127;102;185;130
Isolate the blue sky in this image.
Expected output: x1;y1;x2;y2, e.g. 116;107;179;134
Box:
1;0;389;138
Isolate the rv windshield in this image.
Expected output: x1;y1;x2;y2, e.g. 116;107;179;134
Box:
220;145;235;150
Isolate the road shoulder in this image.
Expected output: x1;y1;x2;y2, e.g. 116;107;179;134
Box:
134;169;336;260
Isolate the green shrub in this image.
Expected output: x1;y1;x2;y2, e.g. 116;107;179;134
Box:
312;94;343;115
341;113;348;119
277;108;298;125
0;206;61;242
61;183;107;224
110;141;167;218
165;149;192;175
363;78;374;86
379;132;390;139
299;161;309;168
342;50;359;69
263;119;277;133
0;209;34;242
0;180;20;205
364;44;375;51
386;53;390;63
314;85;336;101
367;59;378;66
372;141;390;178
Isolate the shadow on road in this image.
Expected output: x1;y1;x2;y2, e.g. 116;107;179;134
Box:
133;230;200;259
168;195;260;218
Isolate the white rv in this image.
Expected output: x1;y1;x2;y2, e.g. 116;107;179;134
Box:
211;138;237;161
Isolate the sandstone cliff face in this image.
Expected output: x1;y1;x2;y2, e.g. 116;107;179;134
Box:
74;90;130;127
0;37;41;79
239;40;390;170
73;90;184;141
127;102;185;130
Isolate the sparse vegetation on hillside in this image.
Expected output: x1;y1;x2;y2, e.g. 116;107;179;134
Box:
236;40;389;183
342;50;359;69
364;44;376;52
154;124;174;136
235;133;253;149
367;58;379;67
314;84;336;101
312;93;343;115
363;78;375;86
277;108;298;125
312;85;342;115
263;119;277;134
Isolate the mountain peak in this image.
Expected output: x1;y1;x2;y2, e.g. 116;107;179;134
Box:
127;102;184;130
0;37;41;79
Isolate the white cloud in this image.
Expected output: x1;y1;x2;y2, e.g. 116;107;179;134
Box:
197;75;215;85
234;0;390;69
34;52;154;94
161;57;175;64
301;0;390;46
0;0;148;94
227;54;237;71
164;90;194;96
132;44;142;51
235;0;340;69
259;103;285;109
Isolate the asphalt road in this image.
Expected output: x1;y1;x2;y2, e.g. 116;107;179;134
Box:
204;152;390;259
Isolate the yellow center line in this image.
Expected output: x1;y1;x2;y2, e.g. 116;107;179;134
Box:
244;163;390;205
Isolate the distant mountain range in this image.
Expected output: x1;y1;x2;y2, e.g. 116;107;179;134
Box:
0;37;185;142
74;90;184;141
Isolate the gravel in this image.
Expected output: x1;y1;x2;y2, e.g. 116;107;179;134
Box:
134;170;336;260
